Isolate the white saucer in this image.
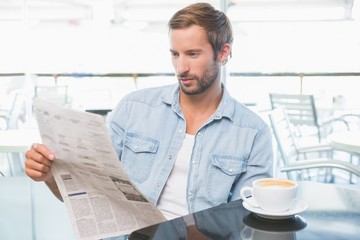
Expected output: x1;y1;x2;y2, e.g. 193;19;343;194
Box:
242;197;308;220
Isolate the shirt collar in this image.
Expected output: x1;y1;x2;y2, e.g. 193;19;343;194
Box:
161;83;236;122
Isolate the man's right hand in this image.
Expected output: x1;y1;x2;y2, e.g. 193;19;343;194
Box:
25;143;63;201
25;143;55;182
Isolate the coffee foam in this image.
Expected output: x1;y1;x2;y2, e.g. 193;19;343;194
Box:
257;179;295;188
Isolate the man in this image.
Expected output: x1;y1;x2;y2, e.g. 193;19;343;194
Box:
25;2;273;221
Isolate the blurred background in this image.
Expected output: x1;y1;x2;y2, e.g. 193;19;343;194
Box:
1;4;359;240
1;0;360;178
1;0;360;113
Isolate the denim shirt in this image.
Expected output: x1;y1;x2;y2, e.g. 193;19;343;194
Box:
107;83;273;214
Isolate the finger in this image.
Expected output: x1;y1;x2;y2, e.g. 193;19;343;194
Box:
25;157;52;173
25;157;53;182
25;167;52;182
25;148;53;168
31;143;55;160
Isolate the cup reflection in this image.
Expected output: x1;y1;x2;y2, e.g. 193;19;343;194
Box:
241;214;307;240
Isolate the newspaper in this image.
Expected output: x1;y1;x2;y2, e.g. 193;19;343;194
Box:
33;99;166;240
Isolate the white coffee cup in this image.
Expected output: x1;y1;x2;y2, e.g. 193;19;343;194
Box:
240;178;298;212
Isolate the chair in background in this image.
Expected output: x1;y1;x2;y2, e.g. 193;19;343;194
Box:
269;93;351;143
0;92;27;176
0;92;26;130
34;85;69;106
268;107;360;183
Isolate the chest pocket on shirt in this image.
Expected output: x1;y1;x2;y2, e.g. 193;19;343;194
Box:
207;154;247;205
122;133;159;183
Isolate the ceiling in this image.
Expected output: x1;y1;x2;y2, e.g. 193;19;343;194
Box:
0;0;358;25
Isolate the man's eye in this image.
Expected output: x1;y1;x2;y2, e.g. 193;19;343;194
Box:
188;52;199;57
170;51;178;57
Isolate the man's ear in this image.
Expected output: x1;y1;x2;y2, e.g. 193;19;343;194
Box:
217;43;232;64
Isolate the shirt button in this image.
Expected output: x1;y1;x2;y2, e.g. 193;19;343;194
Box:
198;132;201;136
179;129;183;133
192;161;196;164
188;192;192;196
229;168;233;173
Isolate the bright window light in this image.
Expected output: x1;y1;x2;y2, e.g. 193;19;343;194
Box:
122;20;149;31
121;8;177;22
353;0;360;20
228;6;345;22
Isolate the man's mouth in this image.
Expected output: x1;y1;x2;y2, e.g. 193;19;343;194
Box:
179;77;194;85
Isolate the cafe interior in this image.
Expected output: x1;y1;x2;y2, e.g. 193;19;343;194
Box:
1;0;360;239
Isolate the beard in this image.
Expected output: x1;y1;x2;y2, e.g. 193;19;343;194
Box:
178;61;220;95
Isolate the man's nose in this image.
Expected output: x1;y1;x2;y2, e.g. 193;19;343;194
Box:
176;57;189;74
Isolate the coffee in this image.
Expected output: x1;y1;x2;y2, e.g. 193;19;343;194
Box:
257;179;295;188
240;178;298;212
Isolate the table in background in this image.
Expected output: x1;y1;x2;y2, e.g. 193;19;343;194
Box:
129;181;360;240
0;129;41;153
329;131;360;155
0;129;41;175
0;177;75;240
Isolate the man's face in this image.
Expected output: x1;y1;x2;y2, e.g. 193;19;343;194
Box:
169;25;220;95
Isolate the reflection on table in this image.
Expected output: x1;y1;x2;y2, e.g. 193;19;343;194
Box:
85;108;112;117
329;131;360;155
129;181;360;240
0;177;75;240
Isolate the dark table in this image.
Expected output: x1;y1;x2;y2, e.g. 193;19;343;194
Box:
129;181;360;240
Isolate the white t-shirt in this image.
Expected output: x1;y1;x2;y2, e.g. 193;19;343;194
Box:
157;134;195;220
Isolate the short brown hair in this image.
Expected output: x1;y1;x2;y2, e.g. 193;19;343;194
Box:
168;2;233;60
